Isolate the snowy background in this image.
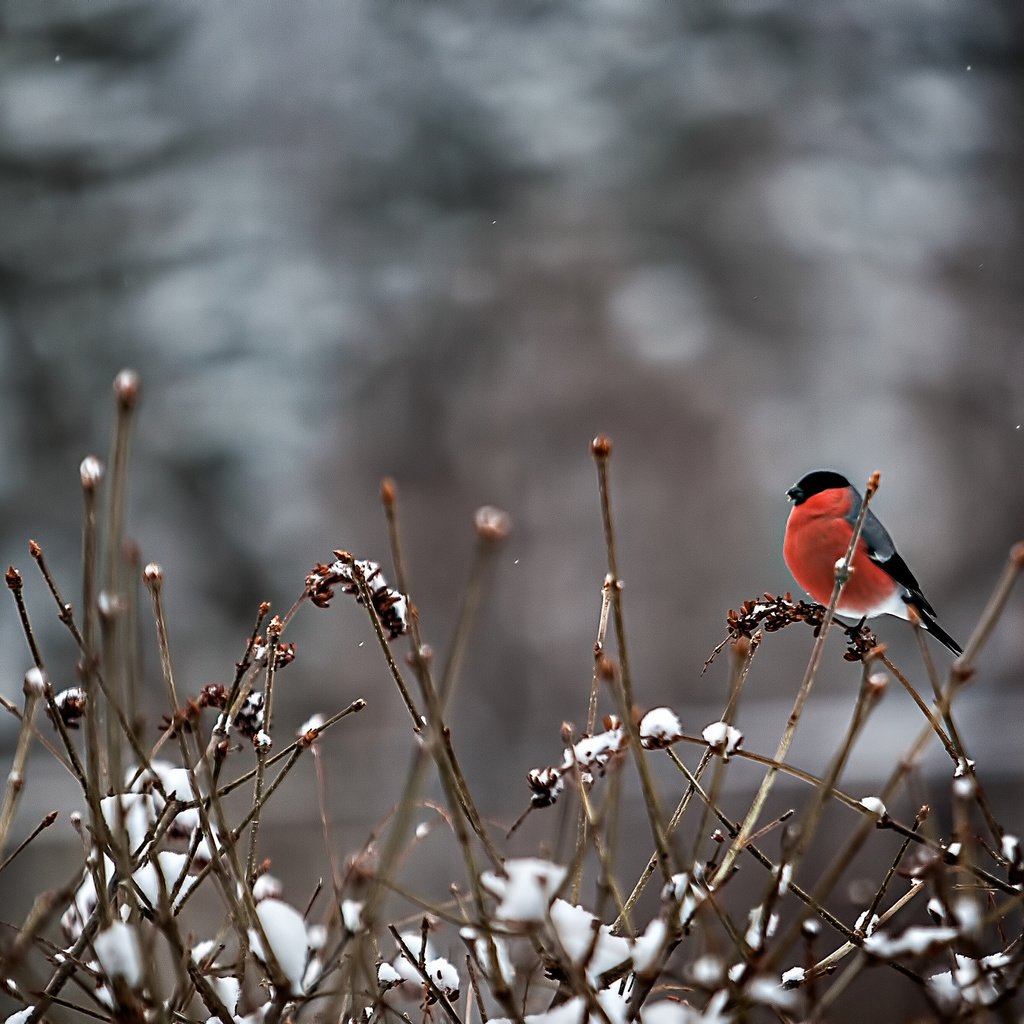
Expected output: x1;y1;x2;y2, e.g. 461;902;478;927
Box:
1;2;1022;1011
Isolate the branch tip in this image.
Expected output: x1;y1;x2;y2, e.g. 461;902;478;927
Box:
1011;541;1024;568
113;368;141;410
474;505;512;542
79;455;104;490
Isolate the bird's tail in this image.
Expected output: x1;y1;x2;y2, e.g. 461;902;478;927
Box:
914;604;963;656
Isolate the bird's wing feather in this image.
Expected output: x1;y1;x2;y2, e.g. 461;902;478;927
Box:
857;506;938;615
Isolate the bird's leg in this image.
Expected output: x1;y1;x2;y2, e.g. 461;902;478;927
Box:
843;615;868;643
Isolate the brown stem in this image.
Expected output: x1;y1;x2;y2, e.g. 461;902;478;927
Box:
592;436;673;881
711;470;882;887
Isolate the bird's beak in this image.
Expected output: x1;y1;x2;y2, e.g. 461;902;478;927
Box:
786;486;802;503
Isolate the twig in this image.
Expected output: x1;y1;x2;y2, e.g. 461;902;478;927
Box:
572;576;616;905
711;470;882;887
390;927;464;1024
439;506;511;708
29;539;170;802
247;616;283;886
861;807;927;933
380;477;432;696
957;541;1024;668
616;636;755;932
591;436;673;881
5;566;44;668
211;699;367;800
350;556;422;728
878;653;957;763
143;564;264;977
759;660;886;960
0;811;58;875
0;673;44;855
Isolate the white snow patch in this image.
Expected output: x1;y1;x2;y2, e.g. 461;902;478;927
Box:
928;952;1014;1010
548;900;631;984
745;975;798;1010
855;911;880;937
461;927;515;985
781;966;805;987
94;922;143;988
425;957;459;999
252;874;282;902
567;727;624;772
297;714;325;736
744;905;778;949
482;858;566;922
701;721;743;759
639;707;683;747
100;793;157;854
1001;834;1020;864
631;918;667;974
248;899;309;995
23;668;46;696
377;962;402;987
341;900;364;933
211;976;241;1014
133;851;197;911
864;925;958;958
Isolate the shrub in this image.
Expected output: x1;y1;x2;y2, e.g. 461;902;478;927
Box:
1;375;1022;1024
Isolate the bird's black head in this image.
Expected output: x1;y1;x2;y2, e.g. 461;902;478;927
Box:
786;470;851;505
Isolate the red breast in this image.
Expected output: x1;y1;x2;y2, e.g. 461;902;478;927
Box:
784;487;900;615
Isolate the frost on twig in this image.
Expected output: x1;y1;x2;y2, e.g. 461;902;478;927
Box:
638;707;684;749
525;716;627;808
526;707;689;809
701;721;743;761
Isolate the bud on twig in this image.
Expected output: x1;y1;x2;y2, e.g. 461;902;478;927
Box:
23;667;47;697
113;369;141;410
1012;541;1024;568
474;506;511;542
80;456;104;491
866;672;889;698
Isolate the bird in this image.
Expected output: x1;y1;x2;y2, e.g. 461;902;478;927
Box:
783;469;962;655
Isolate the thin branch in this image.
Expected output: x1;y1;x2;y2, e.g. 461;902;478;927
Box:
711;470;882;887
592;435;673;881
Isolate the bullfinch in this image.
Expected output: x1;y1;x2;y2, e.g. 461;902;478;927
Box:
784;470;962;655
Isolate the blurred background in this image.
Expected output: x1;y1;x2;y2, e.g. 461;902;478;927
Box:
1;0;1023;1016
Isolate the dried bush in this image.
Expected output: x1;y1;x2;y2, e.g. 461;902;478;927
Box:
2;376;1022;1024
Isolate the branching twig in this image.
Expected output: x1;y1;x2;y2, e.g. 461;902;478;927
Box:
711;470;882;887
